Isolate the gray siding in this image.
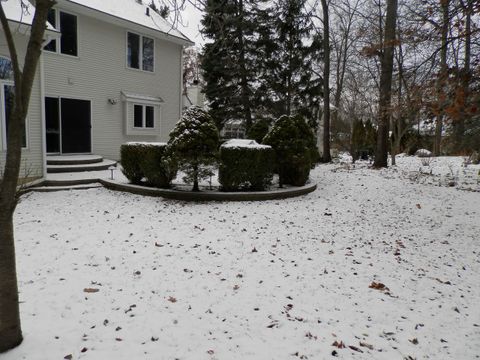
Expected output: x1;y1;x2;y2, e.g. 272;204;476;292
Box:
43;9;183;160
0;32;44;179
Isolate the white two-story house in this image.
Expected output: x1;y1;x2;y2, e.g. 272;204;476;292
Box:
0;0;192;179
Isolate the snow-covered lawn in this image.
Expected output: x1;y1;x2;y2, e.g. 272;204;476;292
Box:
6;156;480;359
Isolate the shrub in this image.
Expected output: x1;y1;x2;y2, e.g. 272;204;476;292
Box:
247;119;271;144
168;106;219;191
120;143;147;184
141;144;177;188
263;115;315;186
219;140;275;191
120;142;176;188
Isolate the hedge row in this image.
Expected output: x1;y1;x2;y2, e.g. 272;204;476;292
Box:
120;142;176;188
219;143;275;191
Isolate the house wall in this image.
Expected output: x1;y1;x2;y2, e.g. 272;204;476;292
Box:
0;32;44;180
43;6;183;160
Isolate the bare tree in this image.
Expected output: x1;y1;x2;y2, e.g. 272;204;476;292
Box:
0;0;56;352
320;0;331;162
373;0;398;168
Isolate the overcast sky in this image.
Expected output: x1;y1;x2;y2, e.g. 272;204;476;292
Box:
175;3;204;47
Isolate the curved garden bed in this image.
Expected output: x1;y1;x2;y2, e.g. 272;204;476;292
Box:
100;179;317;202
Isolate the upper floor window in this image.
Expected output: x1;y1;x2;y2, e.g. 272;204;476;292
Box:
44;9;78;56
127;32;154;72
0;57;26;149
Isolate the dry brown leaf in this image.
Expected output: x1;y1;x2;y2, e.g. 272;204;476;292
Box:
332;340;345;348
83;288;99;293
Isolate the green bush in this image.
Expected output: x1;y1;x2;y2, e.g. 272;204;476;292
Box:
142;144;177;188
219;141;275;191
247;119;271;144
263;115;315;186
168;106;219;191
120;142;176;188
120;143;147;184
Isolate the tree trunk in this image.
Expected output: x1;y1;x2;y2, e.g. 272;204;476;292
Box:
321;0;331;163
0;0;55;352
192;163;199;191
373;0;398;168
433;0;450;156
0;212;22;352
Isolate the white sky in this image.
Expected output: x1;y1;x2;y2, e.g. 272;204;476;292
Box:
175;2;205;47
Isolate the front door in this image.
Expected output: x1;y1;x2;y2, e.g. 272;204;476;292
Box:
45;97;91;154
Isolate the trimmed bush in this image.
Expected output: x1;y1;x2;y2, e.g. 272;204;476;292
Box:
263;115;315;186
120;143;147;184
120;142;176;188
168;106;219;191
142;145;177;188
219;140;275;191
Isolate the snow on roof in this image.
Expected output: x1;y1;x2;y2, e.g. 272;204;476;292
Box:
1;0;56;31
65;0;192;44
221;139;271;149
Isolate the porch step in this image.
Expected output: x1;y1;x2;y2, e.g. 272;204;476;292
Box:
47;159;117;173
47;154;104;166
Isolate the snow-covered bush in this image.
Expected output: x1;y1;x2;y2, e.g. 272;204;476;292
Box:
167;106;219;191
219;140;275;191
263;114;315;186
415;148;432;157
120;142;176;188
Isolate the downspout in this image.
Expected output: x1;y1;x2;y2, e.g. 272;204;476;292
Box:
39;51;47;179
179;46;184;117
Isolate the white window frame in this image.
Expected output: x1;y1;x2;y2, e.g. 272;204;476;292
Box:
133;104;156;129
1;81;28;150
126;31;155;73
44;9;79;57
122;92;163;136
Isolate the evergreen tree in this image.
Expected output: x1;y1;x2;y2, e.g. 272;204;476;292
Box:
201;0;259;130
258;0;323;120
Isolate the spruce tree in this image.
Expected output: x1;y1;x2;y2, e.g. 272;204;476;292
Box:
201;0;258;131
259;0;323;120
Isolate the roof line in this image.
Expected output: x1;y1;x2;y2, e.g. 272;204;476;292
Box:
65;1;193;45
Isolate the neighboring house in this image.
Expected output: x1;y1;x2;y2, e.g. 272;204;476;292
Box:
0;0;192;179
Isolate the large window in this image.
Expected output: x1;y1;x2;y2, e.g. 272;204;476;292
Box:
127;32;154;72
44;9;78;56
133;104;155;128
1;57;26;149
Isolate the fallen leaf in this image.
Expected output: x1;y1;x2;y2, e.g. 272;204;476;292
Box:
83;288;99;293
409;338;419;345
416;204;421;209
167;296;177;303
349;345;363;353
359;341;374;350
332;340;345;348
369;282;389;291
64;355;73;360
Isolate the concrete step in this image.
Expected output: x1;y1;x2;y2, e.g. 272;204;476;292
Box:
47;154;104;166
47;159;117;173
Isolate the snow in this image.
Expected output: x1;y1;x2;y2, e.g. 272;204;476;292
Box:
67;0;191;43
5;156;480;359
222;139;271;149
125;142;167;146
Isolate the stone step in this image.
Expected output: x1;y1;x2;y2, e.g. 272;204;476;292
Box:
47;154;104;166
47;159;117;173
